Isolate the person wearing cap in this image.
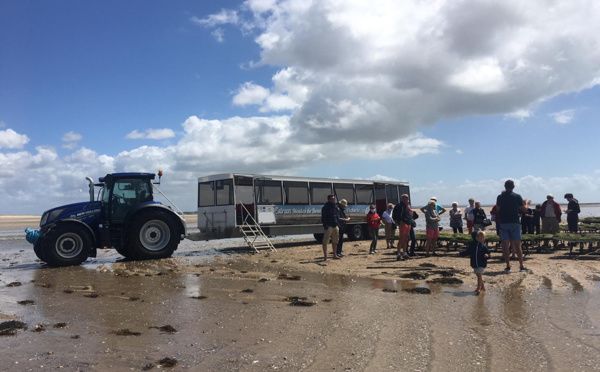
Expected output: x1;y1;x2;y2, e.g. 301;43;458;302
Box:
381;203;396;249
420;196;446;216
564;193;580;233
541;194;561;234
336;199;351;257
496;179;528;273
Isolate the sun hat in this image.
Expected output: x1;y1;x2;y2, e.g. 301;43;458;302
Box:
387;203;394;208
431;196;437;201
339;199;348;207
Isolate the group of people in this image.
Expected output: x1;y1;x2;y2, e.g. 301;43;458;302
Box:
319;185;581;265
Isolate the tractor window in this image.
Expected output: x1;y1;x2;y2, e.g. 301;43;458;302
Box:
111;178;152;221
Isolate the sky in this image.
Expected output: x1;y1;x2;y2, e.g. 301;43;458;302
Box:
1;0;600;215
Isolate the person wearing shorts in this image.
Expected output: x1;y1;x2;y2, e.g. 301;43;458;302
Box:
425;200;440;256
321;194;341;261
392;194;413;261
496;180;528;273
460;230;491;293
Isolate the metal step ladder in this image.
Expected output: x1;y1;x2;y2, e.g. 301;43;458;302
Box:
238;204;276;253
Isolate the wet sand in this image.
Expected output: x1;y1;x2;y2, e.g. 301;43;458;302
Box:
2;230;600;370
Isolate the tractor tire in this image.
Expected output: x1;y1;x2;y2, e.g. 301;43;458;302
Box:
313;233;324;243
33;242;45;261
125;210;179;260
115;246;133;260
41;224;91;267
348;224;366;241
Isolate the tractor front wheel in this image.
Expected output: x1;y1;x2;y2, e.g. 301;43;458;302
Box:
126;210;179;260
41;225;91;266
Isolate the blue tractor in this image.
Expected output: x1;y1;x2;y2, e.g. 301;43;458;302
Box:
25;171;186;267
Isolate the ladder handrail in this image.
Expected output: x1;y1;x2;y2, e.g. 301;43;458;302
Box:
238;203;276;253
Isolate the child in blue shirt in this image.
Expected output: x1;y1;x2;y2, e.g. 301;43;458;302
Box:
460;230;491;294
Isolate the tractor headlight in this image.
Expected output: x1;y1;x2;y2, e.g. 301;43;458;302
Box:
41;208;65;226
40;212;49;226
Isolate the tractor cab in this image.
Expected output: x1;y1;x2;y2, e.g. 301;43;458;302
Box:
98;173;156;223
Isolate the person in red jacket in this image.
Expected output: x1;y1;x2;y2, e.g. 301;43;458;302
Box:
366;205;381;255
541;194;562;234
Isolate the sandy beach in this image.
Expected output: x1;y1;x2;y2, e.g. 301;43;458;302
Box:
2;213;600;371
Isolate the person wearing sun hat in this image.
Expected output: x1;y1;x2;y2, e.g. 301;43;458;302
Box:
381;203;396;249
541;194;561;234
420;196;446;215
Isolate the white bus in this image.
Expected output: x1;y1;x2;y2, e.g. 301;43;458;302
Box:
193;173;410;242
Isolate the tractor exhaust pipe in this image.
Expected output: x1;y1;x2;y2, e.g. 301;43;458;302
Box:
86;177;95;202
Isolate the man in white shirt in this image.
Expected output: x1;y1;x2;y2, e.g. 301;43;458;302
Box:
464;198;476;234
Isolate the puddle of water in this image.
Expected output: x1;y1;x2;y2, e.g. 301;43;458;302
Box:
562;273;584;293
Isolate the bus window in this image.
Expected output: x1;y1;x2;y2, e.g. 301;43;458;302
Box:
216;179;233;206
334;183;355;204
398;185;410;200
310;182;332;204
198;181;215;207
234;176;254;204
386;185;399;205
284;181;309;204
255;180;283;204
356;184;373;204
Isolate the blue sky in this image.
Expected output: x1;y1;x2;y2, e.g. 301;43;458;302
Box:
1;0;600;214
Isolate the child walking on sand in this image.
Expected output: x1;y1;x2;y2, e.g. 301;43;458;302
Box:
460;230;491;294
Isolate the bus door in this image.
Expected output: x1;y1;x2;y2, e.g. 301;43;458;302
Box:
374;183;387;215
234;175;255;225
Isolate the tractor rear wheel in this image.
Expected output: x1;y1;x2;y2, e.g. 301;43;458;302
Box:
125;210;179;260
41;225;91;266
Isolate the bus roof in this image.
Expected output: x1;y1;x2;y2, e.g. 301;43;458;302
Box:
197;173;409;185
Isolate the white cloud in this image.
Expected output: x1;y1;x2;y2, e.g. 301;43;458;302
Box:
125;128;176;140
197;0;600;141
0;128;29;149
549;109;575;124
62;131;82;150
191;9;238;27
211;28;225;42
232;82;271;106
0;116;443;214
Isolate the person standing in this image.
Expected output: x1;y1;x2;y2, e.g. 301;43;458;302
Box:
420;196;446;216
449;202;463;234
408;210;419;256
336;199;351;257
321;194;341;261
425;200;440;256
381;203;396;249
393;194;413;260
533;204;542;234
520;199;534;234
464;198;476;234
541;194;561;234
564;193;581;233
472;201;487;232
459;230;491;294
366;205;381;254
496;179;528;273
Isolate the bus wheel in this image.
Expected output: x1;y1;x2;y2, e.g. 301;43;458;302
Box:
313;233;324;243
348;225;365;241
